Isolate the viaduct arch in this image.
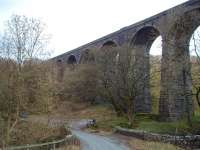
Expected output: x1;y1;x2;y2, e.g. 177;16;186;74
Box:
52;0;200;121
67;55;77;64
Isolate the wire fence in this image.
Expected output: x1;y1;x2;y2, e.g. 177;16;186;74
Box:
2;126;80;150
3;135;80;150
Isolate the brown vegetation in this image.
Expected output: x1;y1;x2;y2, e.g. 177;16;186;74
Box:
0;15;56;147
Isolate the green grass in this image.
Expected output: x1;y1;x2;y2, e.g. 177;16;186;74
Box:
83;104;200;135
93;111;200;135
92;116;130;131
134;114;200;135
136;121;189;135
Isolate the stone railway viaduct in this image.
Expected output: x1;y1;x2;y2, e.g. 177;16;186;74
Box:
52;0;200;121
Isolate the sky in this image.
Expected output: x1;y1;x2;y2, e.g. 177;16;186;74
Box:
0;0;189;57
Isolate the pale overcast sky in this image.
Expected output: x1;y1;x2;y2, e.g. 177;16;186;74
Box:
0;0;189;56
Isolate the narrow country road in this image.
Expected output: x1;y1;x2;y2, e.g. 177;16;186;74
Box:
72;130;128;150
69;120;129;150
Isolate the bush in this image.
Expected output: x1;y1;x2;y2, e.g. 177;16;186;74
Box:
60;64;99;103
10;121;67;145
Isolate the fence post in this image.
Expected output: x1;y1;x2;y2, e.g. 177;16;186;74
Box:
27;144;29;150
53;142;55;150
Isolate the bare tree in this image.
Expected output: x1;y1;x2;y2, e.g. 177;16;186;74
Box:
0;14;51;147
1;15;50;63
94;45;148;125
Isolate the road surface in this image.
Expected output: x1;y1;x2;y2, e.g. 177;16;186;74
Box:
69;120;129;150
